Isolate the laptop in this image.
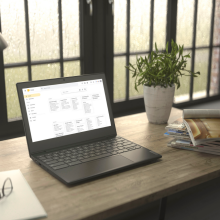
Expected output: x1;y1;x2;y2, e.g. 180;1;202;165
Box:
16;73;162;185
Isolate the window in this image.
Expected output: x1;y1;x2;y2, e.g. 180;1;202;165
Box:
175;0;220;104
2;0;80;122
0;0;220;139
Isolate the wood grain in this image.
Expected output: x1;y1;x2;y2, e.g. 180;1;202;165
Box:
1;108;220;220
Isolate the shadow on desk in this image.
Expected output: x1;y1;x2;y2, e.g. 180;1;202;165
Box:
106;176;220;220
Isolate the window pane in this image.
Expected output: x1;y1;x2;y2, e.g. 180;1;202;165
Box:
153;0;167;50
32;63;60;81
176;0;194;48
213;0;220;45
114;57;126;102
1;0;27;64
29;0;59;60
193;49;209;100
64;61;80;77
62;0;79;58
129;55;146;100
210;48;220;96
130;0;150;52
174;50;192;103
114;0;126;53
196;0;212;47
5;67;28;122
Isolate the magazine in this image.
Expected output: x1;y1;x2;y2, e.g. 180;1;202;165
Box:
167;139;220;156
183;109;220;146
165;118;187;132
164;132;191;140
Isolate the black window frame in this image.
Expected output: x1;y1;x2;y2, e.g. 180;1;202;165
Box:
0;0;220;139
0;0;92;139
111;0;220;114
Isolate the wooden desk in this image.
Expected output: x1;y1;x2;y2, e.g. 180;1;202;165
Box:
1;108;220;220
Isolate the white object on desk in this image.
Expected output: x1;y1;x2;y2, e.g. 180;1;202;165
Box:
0;169;47;220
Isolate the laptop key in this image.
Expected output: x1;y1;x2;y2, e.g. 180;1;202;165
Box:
135;145;141;149
53;164;69;170
45;160;58;165
49;162;65;167
81;153;112;163
38;156;46;160
42;158;53;162
68;161;82;166
111;151;118;154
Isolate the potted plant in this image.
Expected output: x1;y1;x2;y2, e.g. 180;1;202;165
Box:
126;40;200;124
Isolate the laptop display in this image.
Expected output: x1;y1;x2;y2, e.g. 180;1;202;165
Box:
22;79;111;143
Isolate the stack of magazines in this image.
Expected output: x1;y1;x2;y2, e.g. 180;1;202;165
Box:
165;109;220;155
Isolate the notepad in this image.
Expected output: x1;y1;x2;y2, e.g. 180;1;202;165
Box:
0;169;47;220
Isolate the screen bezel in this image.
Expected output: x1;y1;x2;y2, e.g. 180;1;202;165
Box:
16;73;117;155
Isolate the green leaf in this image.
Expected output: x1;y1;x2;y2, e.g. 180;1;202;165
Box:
155;42;158;53
166;41;169;53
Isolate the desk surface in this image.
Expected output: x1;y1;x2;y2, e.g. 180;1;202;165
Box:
1;108;220;220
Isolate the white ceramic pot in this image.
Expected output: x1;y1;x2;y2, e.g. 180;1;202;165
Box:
143;84;175;124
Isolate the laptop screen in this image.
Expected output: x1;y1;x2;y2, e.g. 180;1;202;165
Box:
22;79;111;143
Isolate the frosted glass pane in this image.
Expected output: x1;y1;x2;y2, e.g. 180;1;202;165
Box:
114;57;126;102
193;49;209;100
1;0;27;64
176;0;194;47
29;0;59;60
174;50;192;103
130;0;150;52
114;0;126;53
32;63;60;81
153;0;167;50
196;0;212;47
62;0;79;58
129;55;146;100
64;61;80;77
5;67;28;121
210;48;220;96
213;0;220;45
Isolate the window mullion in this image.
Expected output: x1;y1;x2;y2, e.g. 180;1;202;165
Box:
80;0;93;75
126;0;130;101
58;0;64;77
166;0;177;51
24;0;32;81
207;0;215;97
150;0;154;53
190;0;198;101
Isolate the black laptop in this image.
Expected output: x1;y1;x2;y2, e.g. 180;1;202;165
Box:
16;73;161;185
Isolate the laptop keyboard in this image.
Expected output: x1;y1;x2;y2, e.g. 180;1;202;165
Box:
36;136;142;170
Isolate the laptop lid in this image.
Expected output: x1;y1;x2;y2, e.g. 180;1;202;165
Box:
16;73;116;155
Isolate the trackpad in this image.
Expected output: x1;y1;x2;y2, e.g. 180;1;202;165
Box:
57;155;134;184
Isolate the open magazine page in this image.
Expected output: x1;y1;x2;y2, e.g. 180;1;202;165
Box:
183;118;220;146
183;109;220;119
